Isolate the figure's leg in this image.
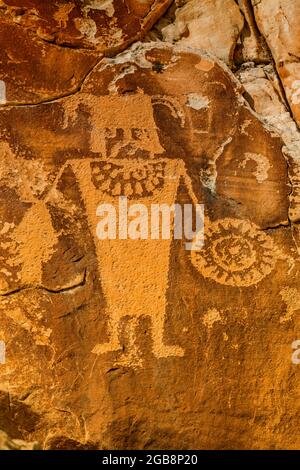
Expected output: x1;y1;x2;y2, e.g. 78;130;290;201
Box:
148;162;185;358
114;317;143;368
92;312;122;355
152;309;184;358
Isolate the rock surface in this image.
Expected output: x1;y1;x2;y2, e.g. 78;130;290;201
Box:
251;0;300;126
146;0;271;66
234;0;271;64
0;430;38;450
0;0;172;104
0;0;173;52
0;0;300;451
159;0;244;65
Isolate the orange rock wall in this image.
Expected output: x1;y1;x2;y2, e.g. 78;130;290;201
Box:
0;0;300;450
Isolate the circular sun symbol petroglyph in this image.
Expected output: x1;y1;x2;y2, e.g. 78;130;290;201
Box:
191;218;276;287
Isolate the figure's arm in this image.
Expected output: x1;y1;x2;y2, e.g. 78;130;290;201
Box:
178;160;205;252
44;161;69;203
179;160;200;207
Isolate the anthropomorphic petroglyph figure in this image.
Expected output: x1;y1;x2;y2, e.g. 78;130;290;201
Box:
1;89;279;367
44;92;278;366
66;94;201;363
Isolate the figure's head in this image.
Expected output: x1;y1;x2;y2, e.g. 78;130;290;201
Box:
88;93;185;159
89;94;162;158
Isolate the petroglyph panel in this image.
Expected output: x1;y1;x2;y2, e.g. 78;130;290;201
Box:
0;43;298;449
0;0;172;51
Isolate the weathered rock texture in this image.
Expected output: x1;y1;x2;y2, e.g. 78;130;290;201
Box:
0;430;38;450
0;0;172;103
158;0;244;65
251;0;300;126
0;0;300;451
0;0;173;51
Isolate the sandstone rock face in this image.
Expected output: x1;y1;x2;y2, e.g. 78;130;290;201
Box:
236;63;286;117
0;430;38;450
0;0;172;52
0;0;300;451
153;0;245;65
0;0;172;104
251;0;300;125
237;61;300;224
0;20;99;104
234;0;270;64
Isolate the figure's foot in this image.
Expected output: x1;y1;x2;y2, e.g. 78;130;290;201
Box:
153;343;185;359
92;342;122;355
114;352;143;368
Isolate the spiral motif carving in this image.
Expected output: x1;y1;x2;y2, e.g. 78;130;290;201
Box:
191;218;276;287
